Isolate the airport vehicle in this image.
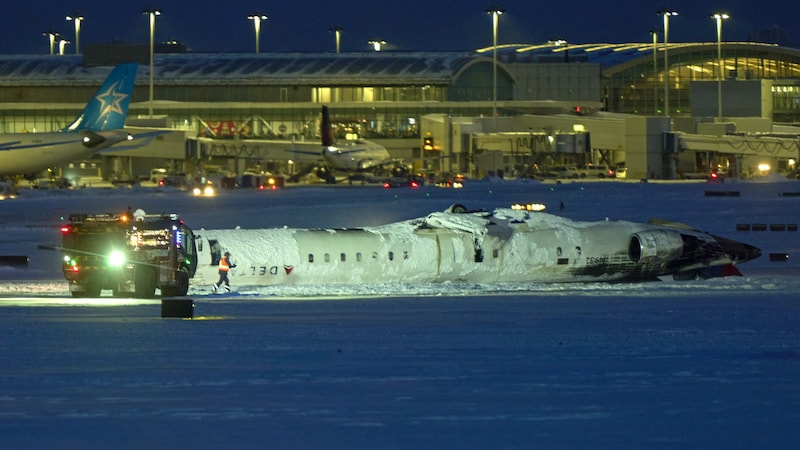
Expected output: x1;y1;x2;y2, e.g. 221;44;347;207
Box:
191;204;760;287
552;166;581;179
0;64;138;178
60;210;198;298
580;164;616;178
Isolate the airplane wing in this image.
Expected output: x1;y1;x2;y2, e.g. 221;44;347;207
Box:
284;148;322;157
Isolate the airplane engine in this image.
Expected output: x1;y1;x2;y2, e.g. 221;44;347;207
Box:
80;130;107;149
628;230;684;264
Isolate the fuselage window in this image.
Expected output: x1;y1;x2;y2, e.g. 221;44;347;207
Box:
556;247;563;257
340;252;346;262
356;252;362;262
388;251;394;261
492;248;499;258
324;253;330;263
308;254;314;263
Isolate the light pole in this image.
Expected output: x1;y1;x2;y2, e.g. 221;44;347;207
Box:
330;25;343;54
486;6;504;132
142;6;161;117
43;30;59;55
658;9;677;116
650;28;658;115
65;13;84;54
247;12;268;54
712;12;729;121
58;38;70;56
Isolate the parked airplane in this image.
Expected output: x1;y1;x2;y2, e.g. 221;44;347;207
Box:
0;63;138;178
288;106;407;182
192;204;761;288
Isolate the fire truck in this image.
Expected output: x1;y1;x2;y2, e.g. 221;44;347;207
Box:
60;210;197;298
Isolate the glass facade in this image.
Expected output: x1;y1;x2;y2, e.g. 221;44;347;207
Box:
604;44;800;119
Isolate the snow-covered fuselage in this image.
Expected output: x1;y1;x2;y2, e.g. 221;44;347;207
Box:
193;206;760;286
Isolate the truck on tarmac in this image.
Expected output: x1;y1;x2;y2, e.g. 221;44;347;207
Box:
60;210;198;298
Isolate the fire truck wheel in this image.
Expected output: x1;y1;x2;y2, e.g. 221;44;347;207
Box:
134;267;157;298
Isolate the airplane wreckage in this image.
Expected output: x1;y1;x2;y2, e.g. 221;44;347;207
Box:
192;204;761;287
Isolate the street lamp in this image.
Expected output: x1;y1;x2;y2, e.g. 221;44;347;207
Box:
247;12;268;54
657;9;677;116
712;12;730;121
42;30;60;55
368;39;386;51
330;25;343;54
142;6;161;117
486;6;504;132
650;28;658;115
65;13;84;54
58;38;70;56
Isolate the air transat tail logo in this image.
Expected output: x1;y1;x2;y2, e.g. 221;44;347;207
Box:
94;81;128;120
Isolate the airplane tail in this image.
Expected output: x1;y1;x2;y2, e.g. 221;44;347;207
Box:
321;105;335;147
60;63;138;132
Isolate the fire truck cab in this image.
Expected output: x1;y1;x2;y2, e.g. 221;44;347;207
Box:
60;210;197;298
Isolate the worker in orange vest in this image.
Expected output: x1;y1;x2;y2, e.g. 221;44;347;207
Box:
212;251;236;293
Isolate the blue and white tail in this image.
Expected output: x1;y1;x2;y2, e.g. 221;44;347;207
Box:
61;63;138;132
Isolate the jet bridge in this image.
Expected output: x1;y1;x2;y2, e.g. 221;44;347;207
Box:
673;131;800;177
676;132;800;159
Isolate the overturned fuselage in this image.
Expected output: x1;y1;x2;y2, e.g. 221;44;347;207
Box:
192;205;760;287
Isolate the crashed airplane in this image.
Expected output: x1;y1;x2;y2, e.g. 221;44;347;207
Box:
192;204;761;287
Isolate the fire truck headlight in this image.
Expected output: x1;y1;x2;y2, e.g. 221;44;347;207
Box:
108;250;125;267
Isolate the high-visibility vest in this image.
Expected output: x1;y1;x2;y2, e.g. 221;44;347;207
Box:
219;256;230;272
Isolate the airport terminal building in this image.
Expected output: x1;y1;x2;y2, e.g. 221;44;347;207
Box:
1;41;799;181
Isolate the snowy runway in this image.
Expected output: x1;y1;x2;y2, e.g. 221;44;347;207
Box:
1;293;798;449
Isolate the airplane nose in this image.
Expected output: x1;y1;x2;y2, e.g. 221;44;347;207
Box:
713;235;762;263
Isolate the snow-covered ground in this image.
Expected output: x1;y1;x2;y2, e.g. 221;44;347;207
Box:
1;178;799;448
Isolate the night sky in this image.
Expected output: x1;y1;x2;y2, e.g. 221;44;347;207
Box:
3;0;798;55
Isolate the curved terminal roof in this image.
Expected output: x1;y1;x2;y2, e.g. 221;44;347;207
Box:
0;52;496;86
478;41;799;74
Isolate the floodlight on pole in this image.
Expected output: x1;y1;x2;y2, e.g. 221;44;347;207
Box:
657;9;677;117
58;38;70;56
712;12;729;121
247;13;268;54
142;6;161;117
65;14;84;54
42;30;59;55
486;6;504;132
330;25;343;54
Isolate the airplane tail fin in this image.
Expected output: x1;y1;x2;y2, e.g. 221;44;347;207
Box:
321;105;335;147
61;63;138;132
